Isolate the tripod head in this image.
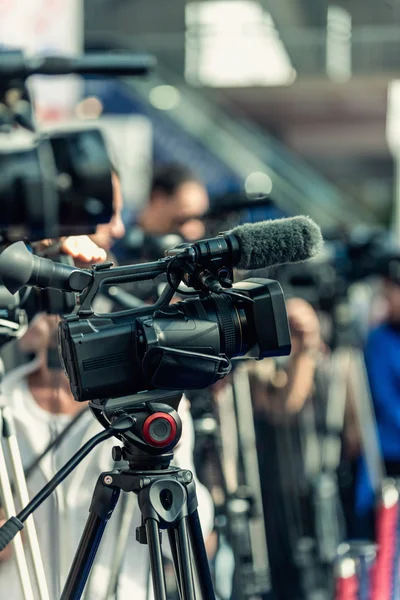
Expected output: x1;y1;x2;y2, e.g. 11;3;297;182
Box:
90;389;184;470
0;389;185;553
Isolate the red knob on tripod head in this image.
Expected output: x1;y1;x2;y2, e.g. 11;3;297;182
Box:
142;412;177;448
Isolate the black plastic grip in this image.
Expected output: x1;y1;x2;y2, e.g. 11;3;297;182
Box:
34;54;156;76
0;517;24;550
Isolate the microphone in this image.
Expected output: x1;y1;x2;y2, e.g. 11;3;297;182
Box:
231;215;323;270
0;217;322;296
166;216;323;271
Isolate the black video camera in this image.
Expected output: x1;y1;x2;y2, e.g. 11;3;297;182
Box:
0;234;291;403
0;48;155;242
0;48;155;344
0;126;114;242
274;226;400;309
60;277;288;402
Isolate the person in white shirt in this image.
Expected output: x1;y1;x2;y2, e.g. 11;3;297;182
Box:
0;314;213;599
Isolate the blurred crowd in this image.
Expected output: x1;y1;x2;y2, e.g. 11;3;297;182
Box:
0;157;400;600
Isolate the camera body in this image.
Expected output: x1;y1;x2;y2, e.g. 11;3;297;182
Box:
0;128;114;242
0;48;146;242
59;278;291;402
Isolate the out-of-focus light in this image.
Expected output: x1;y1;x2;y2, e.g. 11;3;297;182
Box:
387;81;400;239
387;80;400;153
149;85;181;110
244;171;273;198
185;1;296;87
75;96;103;119
326;5;352;83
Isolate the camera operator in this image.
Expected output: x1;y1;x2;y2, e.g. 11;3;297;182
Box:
137;163;209;242
109;162;210;312
0;314;213;598
249;298;321;420
30;166;123;266
0;185;213;598
247;297;323;600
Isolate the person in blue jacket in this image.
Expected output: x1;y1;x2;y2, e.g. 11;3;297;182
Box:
355;276;400;537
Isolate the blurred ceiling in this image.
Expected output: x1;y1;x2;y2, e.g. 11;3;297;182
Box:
206;77;389;157
85;0;400;219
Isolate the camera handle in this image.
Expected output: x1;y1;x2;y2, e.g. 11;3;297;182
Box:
76;260;171;316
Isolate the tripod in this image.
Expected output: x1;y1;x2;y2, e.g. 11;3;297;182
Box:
190;363;271;600
0;390;215;600
215;366;271;599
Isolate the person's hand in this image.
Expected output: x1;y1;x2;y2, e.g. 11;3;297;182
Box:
60;236;107;264
34;236;107;265
286;298;321;357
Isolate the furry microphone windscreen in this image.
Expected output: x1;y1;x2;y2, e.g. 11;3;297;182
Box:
232;216;323;271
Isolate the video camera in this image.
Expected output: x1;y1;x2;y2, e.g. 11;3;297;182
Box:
273;225;400;309
0;47;155;343
0;49;154;242
0;124;114;242
0;224;293;403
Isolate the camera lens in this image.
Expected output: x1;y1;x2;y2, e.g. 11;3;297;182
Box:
180;294;251;357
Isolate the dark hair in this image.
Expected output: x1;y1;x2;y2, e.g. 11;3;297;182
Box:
150;163;203;198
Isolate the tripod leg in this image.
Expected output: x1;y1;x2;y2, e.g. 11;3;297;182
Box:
174;517;196;600
188;510;216;600
145;518;167;600
103;492;137;600
168;529;183;599
61;475;120;600
0;410;34;600
2;406;50;600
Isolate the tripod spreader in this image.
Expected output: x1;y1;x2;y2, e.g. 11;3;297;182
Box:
0;413;135;552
